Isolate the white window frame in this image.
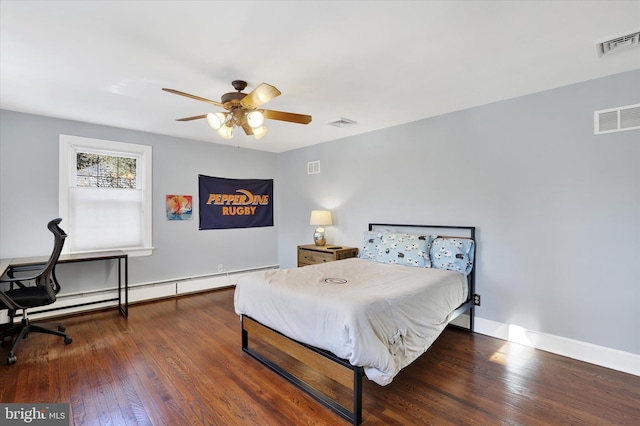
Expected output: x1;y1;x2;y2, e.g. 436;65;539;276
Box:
59;134;153;256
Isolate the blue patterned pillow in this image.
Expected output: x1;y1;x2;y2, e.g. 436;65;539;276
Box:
430;237;475;275
359;231;433;267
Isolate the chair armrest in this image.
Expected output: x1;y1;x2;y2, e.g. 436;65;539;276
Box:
4;268;34;289
0;274;39;284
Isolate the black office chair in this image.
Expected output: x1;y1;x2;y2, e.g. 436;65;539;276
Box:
0;218;72;365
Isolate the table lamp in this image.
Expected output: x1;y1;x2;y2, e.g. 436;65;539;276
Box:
310;210;332;246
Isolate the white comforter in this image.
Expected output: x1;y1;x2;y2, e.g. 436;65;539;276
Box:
234;257;467;386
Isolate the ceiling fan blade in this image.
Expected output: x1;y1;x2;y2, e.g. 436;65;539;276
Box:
241;83;281;109
162;88;225;108
176;114;207;121
262;109;312;125
241;122;254;136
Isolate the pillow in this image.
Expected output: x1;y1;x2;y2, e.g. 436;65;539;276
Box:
430;237;475;275
358;230;433;268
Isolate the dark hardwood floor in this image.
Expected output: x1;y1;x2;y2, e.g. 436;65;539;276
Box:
1;288;638;425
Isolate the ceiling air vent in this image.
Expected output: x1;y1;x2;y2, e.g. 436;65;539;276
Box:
595;30;640;57
328;117;357;128
594;103;640;135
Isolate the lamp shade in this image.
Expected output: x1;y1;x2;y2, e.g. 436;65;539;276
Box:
253;126;268;140
206;112;227;130
217;123;234;139
310;210;332;226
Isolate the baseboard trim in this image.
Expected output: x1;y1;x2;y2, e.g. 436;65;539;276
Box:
474;317;640;377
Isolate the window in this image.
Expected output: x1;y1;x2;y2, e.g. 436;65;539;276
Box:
59;135;153;256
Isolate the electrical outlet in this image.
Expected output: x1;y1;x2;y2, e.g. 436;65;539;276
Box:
217;264;224;273
474;294;481;306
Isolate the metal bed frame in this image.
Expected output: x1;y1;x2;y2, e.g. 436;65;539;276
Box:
241;223;477;425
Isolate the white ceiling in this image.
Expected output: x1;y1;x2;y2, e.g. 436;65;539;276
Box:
1;1;639;153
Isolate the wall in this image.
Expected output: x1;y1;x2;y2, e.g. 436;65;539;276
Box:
277;69;640;358
0;110;279;292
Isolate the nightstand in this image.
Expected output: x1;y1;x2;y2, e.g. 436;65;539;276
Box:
297;244;358;267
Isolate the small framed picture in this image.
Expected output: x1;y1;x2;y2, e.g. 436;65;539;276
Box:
166;195;193;220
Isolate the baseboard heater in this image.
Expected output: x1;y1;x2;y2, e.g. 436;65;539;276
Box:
0;265;278;323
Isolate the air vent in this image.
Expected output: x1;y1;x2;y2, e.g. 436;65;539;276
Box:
596;31;640;57
594;103;640;134
328;117;357;128
307;160;320;174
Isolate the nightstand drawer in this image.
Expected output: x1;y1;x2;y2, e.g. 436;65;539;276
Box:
299;250;334;265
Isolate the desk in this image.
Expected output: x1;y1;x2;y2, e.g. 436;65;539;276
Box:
0;250;128;318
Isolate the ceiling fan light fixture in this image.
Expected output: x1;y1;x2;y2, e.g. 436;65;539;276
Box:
253;126;268;140
206;112;227;130
246;110;265;129
217;123;233;139
164;80;312;141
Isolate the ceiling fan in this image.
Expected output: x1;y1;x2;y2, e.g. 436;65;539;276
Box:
162;80;312;140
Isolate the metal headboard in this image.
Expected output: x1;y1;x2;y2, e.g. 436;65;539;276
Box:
368;223;477;331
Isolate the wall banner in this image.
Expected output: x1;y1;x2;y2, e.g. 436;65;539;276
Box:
198;175;273;230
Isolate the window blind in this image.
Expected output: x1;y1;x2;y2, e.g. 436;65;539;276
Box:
69;187;143;252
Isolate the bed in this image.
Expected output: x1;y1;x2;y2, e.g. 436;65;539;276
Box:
234;224;477;425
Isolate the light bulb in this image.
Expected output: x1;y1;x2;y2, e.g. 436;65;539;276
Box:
246;110;265;129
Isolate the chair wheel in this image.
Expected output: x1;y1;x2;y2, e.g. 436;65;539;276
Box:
64;337;72;345
7;355;16;365
58;326;66;332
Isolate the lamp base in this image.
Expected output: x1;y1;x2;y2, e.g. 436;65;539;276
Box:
313;228;326;246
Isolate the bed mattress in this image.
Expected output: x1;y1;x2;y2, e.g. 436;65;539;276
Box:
234;257;467;385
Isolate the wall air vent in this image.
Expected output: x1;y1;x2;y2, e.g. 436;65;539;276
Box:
594;103;640;135
328;117;358;128
307;160;320;174
595;30;640;57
